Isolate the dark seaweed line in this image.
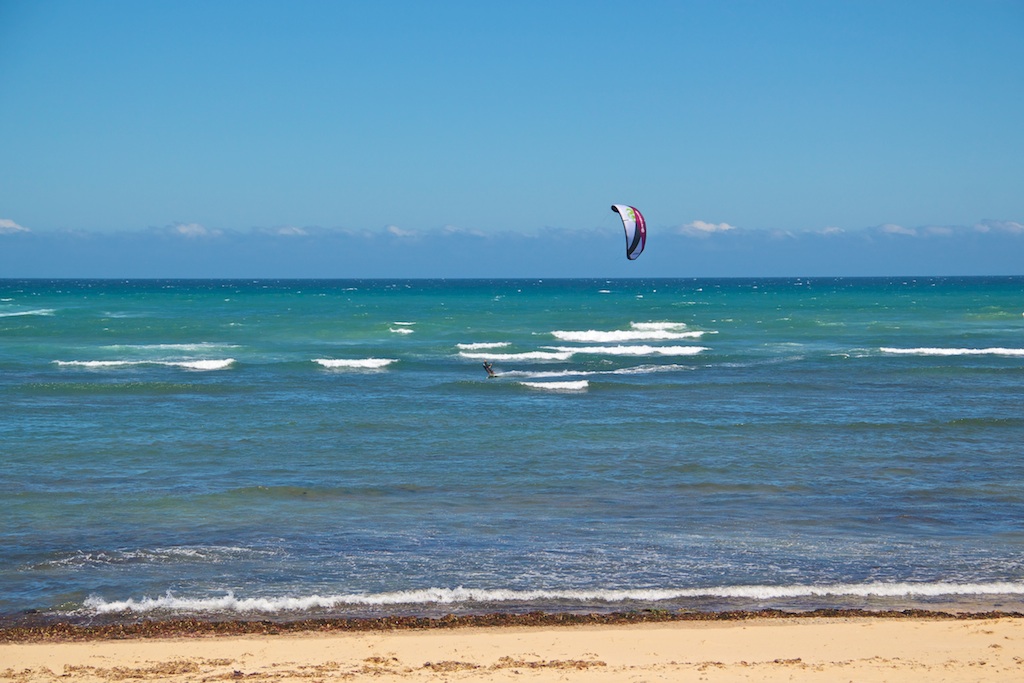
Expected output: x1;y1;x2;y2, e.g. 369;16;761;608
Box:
3;608;1023;643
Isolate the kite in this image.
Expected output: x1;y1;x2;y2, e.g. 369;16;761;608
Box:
611;204;646;260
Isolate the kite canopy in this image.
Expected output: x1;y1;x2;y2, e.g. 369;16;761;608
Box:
611;204;646;260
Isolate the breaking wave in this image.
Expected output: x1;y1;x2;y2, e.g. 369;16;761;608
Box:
313;358;397;369
82;582;1024;615
54;359;235;371
881;347;1024;357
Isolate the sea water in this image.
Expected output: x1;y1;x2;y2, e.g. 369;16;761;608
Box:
2;277;1023;624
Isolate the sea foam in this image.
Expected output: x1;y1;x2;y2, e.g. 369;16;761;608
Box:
0;308;57;317
54;359;235;371
549;345;708;357
457;342;511;350
519;380;589;392
313;358;397;369
459;350;574;362
552;321;707;343
81;581;1024;614
881;347;1024;357
552;329;706;342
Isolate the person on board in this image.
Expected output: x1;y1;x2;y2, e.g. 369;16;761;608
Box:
482;361;496;378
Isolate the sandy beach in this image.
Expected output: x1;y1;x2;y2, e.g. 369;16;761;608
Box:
3;614;1023;682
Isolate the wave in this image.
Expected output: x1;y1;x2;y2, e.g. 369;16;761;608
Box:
389;327;414;334
549;345;709;357
313;358;397;369
460;347;707;362
457;342;511;350
500;365;692;379
0;308;56;317
81;581;1024;614
552;322;708;343
519;380;589;392
54;359;235;371
100;343;240;352
552;329;707;342
34;546;275;570
881;347;1024;357
460;350;574;362
630;322;686;331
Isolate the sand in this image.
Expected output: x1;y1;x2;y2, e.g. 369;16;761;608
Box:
3;614;1024;682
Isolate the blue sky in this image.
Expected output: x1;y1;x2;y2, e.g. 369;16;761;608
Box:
1;0;1022;278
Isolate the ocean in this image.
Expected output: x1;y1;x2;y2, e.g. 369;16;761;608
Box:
2;277;1023;625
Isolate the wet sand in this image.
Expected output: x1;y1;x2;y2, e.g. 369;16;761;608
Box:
2;611;1024;681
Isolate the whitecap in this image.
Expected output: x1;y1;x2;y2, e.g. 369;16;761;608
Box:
551;329;705;342
169;359;236;371
54;359;235;371
459;350;574;362
881;347;1024;357
457;342;511;350
630;322;688;331
0;308;56;317
313;358;397;369
520;380;589;391
80;581;1024;614
548;345;709;357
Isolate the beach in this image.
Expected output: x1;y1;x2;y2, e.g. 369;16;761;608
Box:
3;614;1023;682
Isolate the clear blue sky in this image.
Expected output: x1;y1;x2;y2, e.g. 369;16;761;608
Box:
2;0;1022;277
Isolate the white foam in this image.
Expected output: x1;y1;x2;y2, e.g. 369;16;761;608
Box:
55;360;142;368
552;329;705;342
389;327;414;334
610;363;694;375
459;350;575;362
520;380;589;392
0;308;56;317
881;347;1024;357
101;343;239;352
461;346;706;362
630;322;687;331
171;359;236;371
54;359;235;371
457;342;511;350
501;364;691;379
313;358;397;369
81;581;1024;614
549;345;709;357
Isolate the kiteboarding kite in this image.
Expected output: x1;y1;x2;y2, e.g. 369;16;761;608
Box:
611;204;646;260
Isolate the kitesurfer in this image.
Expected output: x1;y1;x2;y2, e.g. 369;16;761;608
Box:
482;361;496;378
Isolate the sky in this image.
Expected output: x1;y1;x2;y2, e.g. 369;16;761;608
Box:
1;0;1022;278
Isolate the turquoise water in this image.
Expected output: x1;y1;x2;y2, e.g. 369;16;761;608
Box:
2;277;1024;623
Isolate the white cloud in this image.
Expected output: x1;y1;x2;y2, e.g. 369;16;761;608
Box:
441;224;486;237
0;218;30;234
879;223;916;236
172;222;222;237
975;219;1024;234
272;226;308;236
819;226;845;235
681;220;737;236
386;225;417;237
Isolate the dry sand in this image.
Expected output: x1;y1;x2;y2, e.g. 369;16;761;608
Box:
2;615;1023;682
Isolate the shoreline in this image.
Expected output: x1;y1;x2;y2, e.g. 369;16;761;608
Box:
3;611;1023;682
